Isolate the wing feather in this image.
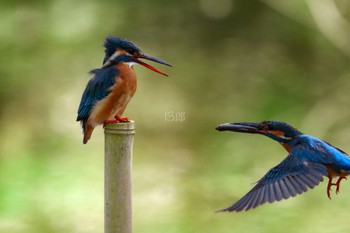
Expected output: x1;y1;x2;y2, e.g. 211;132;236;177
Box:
77;67;119;126
219;154;327;212
283;177;297;197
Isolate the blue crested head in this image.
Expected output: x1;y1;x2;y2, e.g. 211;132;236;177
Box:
99;36;171;76
261;121;302;139
103;36;142;65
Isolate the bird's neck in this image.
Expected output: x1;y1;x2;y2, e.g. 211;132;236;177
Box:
277;135;302;153
280;142;292;152
115;63;137;81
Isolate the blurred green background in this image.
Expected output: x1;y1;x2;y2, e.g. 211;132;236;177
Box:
2;0;350;232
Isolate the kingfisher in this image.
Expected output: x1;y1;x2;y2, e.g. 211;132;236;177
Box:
77;36;171;144
216;121;350;212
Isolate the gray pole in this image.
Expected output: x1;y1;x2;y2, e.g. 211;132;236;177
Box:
104;121;135;233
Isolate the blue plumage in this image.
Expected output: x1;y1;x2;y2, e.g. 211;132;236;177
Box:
292;135;347;165
219;144;328;211
77;55;140;127
77;36;171;144
103;36;141;65
77;66;118;129
216;121;350;212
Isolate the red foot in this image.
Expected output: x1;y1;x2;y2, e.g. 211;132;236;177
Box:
327;176;334;199
336;176;347;194
102;116;130;128
327;176;347;199
115;116;130;122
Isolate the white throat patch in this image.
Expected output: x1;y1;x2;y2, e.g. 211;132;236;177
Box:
125;62;137;68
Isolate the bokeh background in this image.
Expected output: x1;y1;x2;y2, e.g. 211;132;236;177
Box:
2;0;350;232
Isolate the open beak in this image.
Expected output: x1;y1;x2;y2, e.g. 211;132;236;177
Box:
134;53;172;77
216;122;264;134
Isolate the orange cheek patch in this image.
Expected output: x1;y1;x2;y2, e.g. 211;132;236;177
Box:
270;130;285;137
115;49;127;56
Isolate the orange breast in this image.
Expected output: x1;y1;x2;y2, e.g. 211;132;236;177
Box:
110;63;137;117
88;64;137;126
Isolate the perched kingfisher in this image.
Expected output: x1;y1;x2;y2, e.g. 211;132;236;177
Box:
216;121;350;212
77;36;171;144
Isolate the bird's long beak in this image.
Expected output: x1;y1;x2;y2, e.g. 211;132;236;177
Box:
216;122;264;134
134;53;172;77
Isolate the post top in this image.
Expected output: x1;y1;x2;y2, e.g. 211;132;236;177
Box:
104;120;135;134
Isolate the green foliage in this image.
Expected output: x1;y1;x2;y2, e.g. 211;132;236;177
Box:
2;0;350;232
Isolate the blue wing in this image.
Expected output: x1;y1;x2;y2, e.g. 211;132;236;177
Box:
77;67;119;124
296;135;350;171
220;153;327;212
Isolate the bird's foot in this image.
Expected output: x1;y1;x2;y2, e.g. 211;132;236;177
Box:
115;116;130;122
335;176;347;194
327;176;347;199
327;176;335;199
102;117;130;128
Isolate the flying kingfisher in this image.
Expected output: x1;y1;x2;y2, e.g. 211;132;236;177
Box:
216;121;350;212
77;36;171;144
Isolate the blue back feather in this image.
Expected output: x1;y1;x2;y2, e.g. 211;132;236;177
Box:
293;135;350;171
220;121;350;212
77;66;119;128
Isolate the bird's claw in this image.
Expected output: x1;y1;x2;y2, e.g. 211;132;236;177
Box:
335;176;347;194
327;176;347;199
102;116;130;128
327;185;333;200
115;116;130;122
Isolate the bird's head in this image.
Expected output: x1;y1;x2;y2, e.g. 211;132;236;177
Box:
102;36;172;76
216;121;302;143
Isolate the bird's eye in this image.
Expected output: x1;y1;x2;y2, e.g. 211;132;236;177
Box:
259;124;269;130
128;48;137;55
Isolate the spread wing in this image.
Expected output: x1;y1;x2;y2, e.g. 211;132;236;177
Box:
76;67;118;124
220;154;327;212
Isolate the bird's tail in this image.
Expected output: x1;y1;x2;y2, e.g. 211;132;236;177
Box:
83;124;94;144
80;119;94;144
